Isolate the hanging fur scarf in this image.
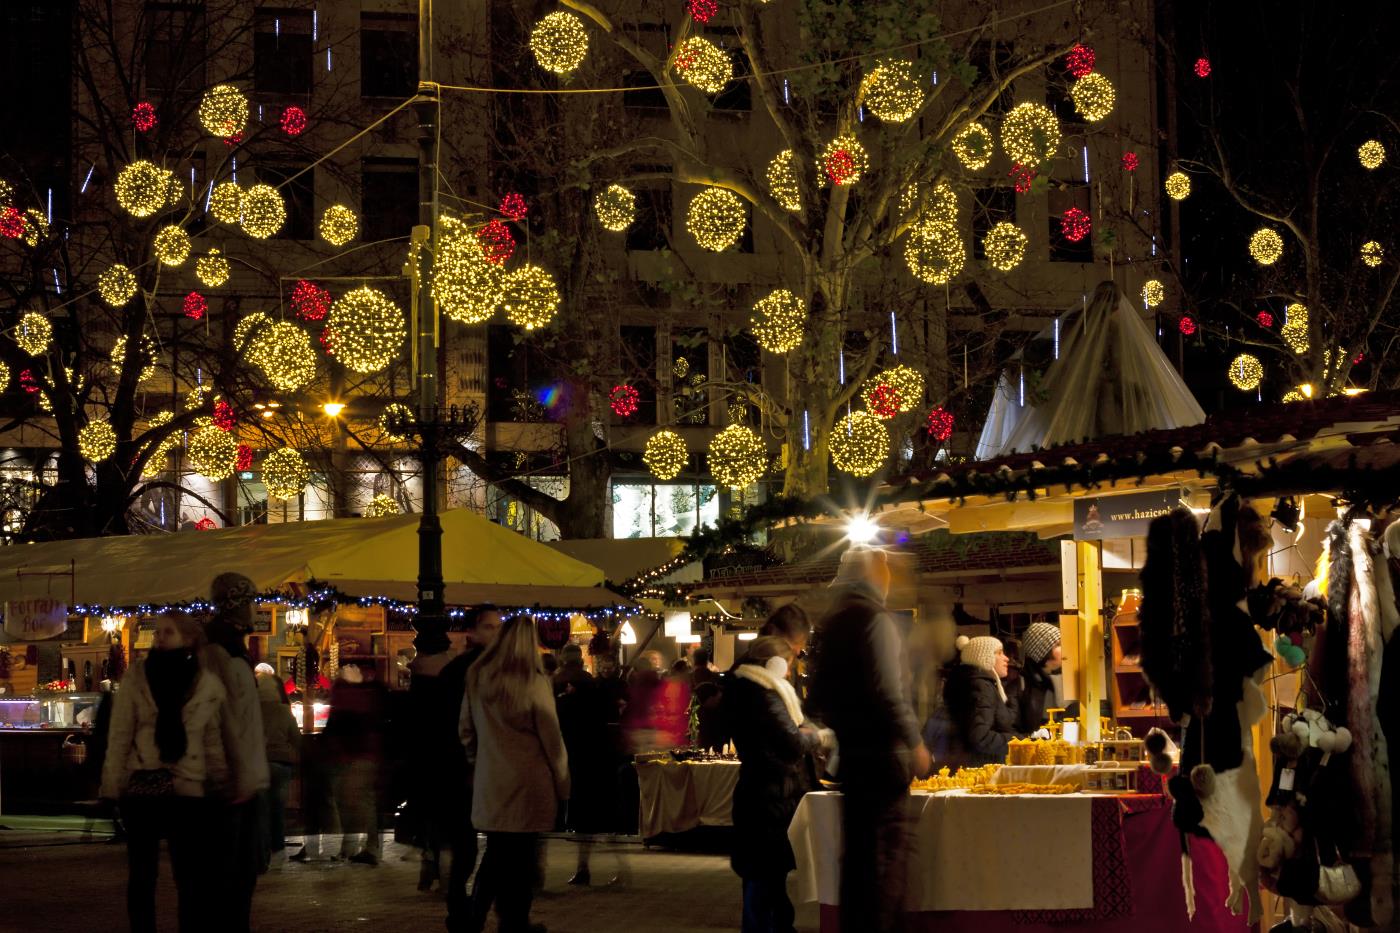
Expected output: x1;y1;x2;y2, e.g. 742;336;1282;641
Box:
1140;507;1213;721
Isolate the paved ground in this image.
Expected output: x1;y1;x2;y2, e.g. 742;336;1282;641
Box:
0;829;822;932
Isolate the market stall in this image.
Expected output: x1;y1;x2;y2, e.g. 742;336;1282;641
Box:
635;755;740;838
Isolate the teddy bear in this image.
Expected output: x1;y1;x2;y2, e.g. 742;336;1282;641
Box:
1258;805;1301;870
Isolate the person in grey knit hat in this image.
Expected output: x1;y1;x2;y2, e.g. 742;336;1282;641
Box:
1016;622;1063;734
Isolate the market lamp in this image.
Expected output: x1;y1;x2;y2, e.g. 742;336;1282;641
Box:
618;620;638;645
846;513;880;546
322;401;346;417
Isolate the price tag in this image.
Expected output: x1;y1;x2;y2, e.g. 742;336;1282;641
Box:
1279;768;1296;791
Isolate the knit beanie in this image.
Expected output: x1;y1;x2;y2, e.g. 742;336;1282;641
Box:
956;634;1007;702
209;572;258;631
1022;622;1062;666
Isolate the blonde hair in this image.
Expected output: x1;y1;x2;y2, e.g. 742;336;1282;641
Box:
468;615;545;718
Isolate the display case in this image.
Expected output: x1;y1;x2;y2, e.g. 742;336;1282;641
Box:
0;692;102;731
0;693;103;814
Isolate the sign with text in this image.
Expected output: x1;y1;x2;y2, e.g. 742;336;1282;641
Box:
1073;490;1179;540
3;598;70;641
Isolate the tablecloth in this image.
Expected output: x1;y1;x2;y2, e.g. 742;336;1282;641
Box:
635;759;740;838
991;764;1093;788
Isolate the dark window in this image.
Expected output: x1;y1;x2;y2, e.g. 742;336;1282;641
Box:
711;34;751;112
736;201;755;253
145;3;206;94
1046;65;1083;126
361;13;417;98
486;325;554;423
1048;184;1092;262
623;70;667;110
626;184;672;251
258;165;314;240
672;329;709;426
972;187;1017;259
968;41;1016;115
254;9;313;96
722;330;761;425
361;158;417;242
620;325;658;424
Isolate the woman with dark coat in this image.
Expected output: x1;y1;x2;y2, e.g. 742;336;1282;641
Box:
928;636;1018;771
724;636;831;933
1016;622;1063;734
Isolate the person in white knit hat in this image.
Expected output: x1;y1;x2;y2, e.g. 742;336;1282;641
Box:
932;635;1018;772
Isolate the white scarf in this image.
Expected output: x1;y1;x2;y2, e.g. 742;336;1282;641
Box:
734;660;805;726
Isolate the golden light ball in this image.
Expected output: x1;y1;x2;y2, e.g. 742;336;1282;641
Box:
140;411;178;477
1361;240;1384;267
707;424;767;489
1228;353;1263;391
0;362;9;393
365;494;400;518
952;123;993;170
501;265;561;331
859;59;924;123
750;288;806;354
830;410;890;477
111;334;158;383
14;311;51;356
431;216;505;324
378;403;414;443
925;183;959;225
594;184;637;232
862;364;924;416
98;264;140;307
115;160;170;218
686;187;746;251
1164;171;1191;201
198;84;249;138
153;225;191;266
235;311;273;365
1359;139;1386;170
529;11;589;75
983;222;1028;272
1000;102;1061;165
765;150;801;212
1281;302;1309;354
1069;72;1116;122
21;209;48;247
240;184;286;239
209;182;242;224
197;249;231;288
262;447;311;500
1141;279;1165;308
253;321;318;392
328;286;407;372
1249;228;1283;265
319;205;358;246
187;424;240;480
904;221;965;284
78;420;118;463
644;429;688;481
672;36;732;94
819;134;870;186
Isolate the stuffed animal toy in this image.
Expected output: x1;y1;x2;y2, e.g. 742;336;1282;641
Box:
1258;806;1302;870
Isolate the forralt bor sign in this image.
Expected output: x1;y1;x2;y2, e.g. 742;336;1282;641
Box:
1072;490;1178;541
3;598;70;640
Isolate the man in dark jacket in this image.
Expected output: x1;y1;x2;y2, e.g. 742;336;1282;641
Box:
808;547;929;933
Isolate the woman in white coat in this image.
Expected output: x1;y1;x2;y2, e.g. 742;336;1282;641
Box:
460;615;569;933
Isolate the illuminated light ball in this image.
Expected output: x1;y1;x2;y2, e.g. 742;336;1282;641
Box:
830;411;890;477
433;249;505;324
952;123;993;170
198;84;249;137
673;357;690;379
1256;310;1274;328
209;182;242;223
132;101;158;132
378;403;414;442
750;288;806;354
78;420;117;463
501;264;561;331
1285;302;1308;329
187;424;240;480
1248;227;1283;265
1358;139;1386;170
1281;321;1310;355
686;187;746;251
765;150;801;212
529;11;589;74
140;411;178;477
1193;57;1211;78
0;206;24;238
594;184;636;231
111;334;158;383
819;135;869;186
98;264;140;307
327;286;407;372
858;59;924;123
37;366;84;414
196;249;230;287
477;218;516;265
185;384;210;411
317;205;358;247
114;160;169;217
644;430;688;480
152;225;191;266
0;362;8;393
209;399;236;432
291;280;332;321
866;383;902;419
194;517;217;531
866;365;924;414
0;178;10;209
19;209;46;247
1141;278;1165;308
1008;163;1036;194
904;221;965;284
1000;102;1061;166
240;184;286;239
1060;207;1091;243
609;384;640;417
926;407;955;442
1065;44;1096;78
686;0;718;23
1361;240;1384;267
672;36;732;94
14;311;52;355
1228;353;1263;391
983;222;1028;272
261;448;311;501
921;183;960;220
253;321;319;391
235;444;254;472
280;105;306;137
1164;170;1191;200
182;291;207;320
498;192;528;222
365;494;400;518
1069;72;1116;122
1121;151;1139;172
18;369;38;394
1281;385;1313;404
1178;315;1197;336
707;424;767;488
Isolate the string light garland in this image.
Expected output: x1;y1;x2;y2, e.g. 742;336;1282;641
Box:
1361;240;1384;267
498;192;527;221
433;217;505;323
819;135;869;186
1178;315;1197;336
291;280;332;321
198;84;249;137
78;420;117;463
115;160;170;218
111;334;158;383
1141;279;1165;308
1065;44;1095;78
1000;103;1061;165
529;11;589;75
187;424;239;479
750;288;806;353
182;291;207;320
1164;171;1191;201
672;36;732;94
1358;139;1386;170
262;448;311;500
686;188;746;251
926;407;955;441
1060;207;1091;243
866;383;901;419
1193;57;1211;78
1248;228;1283;265
983;222;1028;271
196;249;230;288
1228;353;1263;391
864;365;924;415
952;123;993;170
593;184;636;230
378;403;414;442
14;312;51;356
905;220;965;284
830;411;889;477
1121;152;1139;172
240;184;286;239
708;424;767;489
477;219;516;265
319;205;358;246
644;429;688;481
235;444;254;472
152;225;191;266
501;265;561;331
766;150;801;211
280;105;306;136
327;286;407;372
858;59;924;122
254;321;318;391
365;494;400;518
98;264;139;307
209;182;242;223
1256;310;1274;328
1069;72;1116;122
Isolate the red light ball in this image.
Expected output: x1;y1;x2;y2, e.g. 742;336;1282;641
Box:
1354;351;1365;365
235;444;253;472
195;516;218;531
925;407;955;442
19;369;39;394
1194;57;1211;78
1256;310;1273;328
223;133;242;147
498;192;528;222
1178;315;1197;336
1060;207;1091;243
477;219;516;265
868;383;902;419
1008;164;1036;194
1121;152;1139;172
183;291;207;320
280;106;307;137
1065;44;1096;79
826;150;857;186
0;207;26;239
609;384;640;418
213;400;237;431
291;279;332;321
687;0;718;23
132;102;158;133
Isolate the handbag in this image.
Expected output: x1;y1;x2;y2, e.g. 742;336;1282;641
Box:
1314;840;1362;905
126;768;176;797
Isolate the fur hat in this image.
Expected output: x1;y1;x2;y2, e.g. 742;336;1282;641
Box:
1022;622;1061;665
